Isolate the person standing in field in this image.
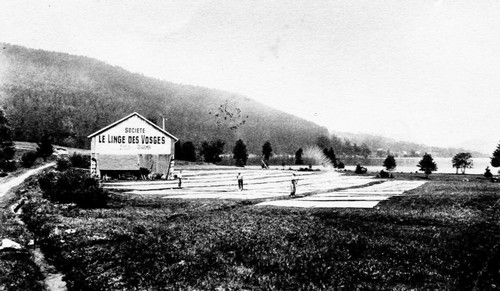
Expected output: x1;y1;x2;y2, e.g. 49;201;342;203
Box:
290;173;298;196
237;172;244;191
178;170;183;188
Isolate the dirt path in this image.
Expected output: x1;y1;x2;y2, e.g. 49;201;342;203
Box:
0;163;55;199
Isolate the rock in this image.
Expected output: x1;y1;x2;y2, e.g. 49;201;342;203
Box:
0;238;24;251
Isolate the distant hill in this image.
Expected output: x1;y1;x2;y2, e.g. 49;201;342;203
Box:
332;131;487;158
0;43;328;154
0;43;484;158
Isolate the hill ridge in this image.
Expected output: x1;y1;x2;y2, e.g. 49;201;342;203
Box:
0;43;328;154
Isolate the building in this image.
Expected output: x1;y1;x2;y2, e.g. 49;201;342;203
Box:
87;112;178;179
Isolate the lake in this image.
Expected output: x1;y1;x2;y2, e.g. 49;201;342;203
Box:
344;157;495;175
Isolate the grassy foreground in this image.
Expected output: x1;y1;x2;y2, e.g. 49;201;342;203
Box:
14;173;500;290
0;190;44;291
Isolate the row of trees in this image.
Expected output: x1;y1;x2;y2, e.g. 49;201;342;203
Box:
446;141;500;177
378;153;437;178
175;139;271;167
174;136;474;178
316;135;371;158
383;152;470;177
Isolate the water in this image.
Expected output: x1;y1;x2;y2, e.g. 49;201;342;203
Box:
345;157;495;175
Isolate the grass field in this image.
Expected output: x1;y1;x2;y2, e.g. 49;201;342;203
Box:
10;171;500;290
0;187;45;291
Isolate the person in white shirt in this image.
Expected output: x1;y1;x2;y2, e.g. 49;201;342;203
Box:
178;170;183;188
237;173;244;191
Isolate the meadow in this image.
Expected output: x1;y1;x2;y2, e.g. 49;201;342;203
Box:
0;185;44;291
14;171;500;290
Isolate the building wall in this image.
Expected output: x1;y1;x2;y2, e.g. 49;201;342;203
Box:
89;114;176;178
91;115;172;155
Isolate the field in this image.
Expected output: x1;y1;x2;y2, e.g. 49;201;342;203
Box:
7;167;500;290
0;180;45;291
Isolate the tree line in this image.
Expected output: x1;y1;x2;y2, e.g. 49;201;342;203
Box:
315;135;372;158
0;107;62;174
174;139;269;168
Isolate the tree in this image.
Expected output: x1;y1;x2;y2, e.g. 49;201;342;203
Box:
417;153;437;178
181;141;197;162
327;147;337;167
383;155;397;171
262;141;273;165
452;152;473;175
21;151;38;168
360;143;371;158
323;147;337;167
295;148;304;165
174;140;183;161
0;108;16;170
322;147;337;167
37;133;54;161
233;139;248;167
316;135;331;149
491;142;500;168
200;140;224;164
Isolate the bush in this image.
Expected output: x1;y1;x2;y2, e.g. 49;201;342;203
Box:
69;153;90;168
354;164;367;174
378;170;394;178
484;167;493;178
337;161;345;169
38;169;108;208
36;134;53;161
21;151;38;167
56;157;71;171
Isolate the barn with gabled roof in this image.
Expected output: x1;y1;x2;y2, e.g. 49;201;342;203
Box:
87;112;178;179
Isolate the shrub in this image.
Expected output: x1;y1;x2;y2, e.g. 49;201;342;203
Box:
379;170;389;178
21;151;38;167
379;170;393;178
56;157;71;171
337;161;345;169
36;134;54;161
69;153;90;168
38;169;108;208
354;164;367;174
484;167;493;178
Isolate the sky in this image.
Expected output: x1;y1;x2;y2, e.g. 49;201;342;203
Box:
0;0;499;153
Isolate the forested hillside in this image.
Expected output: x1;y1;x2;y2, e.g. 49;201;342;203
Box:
332;131;486;158
0;44;328;154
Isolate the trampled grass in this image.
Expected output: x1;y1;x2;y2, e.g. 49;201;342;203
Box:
17;175;500;290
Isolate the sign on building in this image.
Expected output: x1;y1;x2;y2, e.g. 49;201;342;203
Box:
87;112;178;179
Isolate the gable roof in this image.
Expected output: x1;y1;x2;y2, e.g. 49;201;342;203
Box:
87;112;178;141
